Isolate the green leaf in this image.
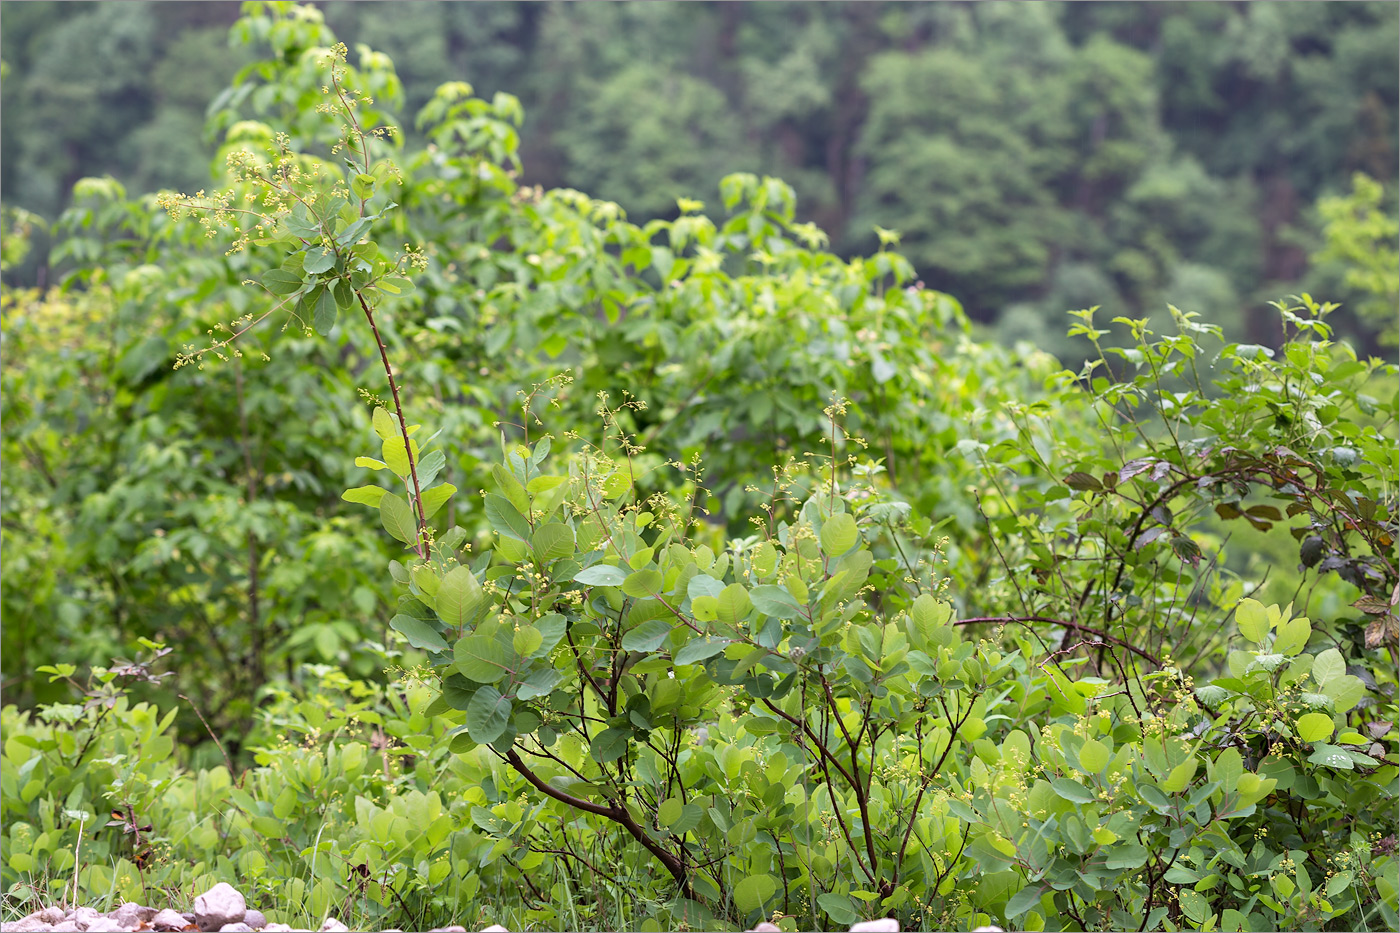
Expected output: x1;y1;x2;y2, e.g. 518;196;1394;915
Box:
532;523;574;563
1178;889;1208;924
332;277;354;311
657;797;683;827
819;512;858;556
516;666;562;701
1322;674;1365;713
749;585;804;620
390;614;448;652
513;626;543;657
485;493;531;542
379;492;417;545
420;483;456;520
304;246;335;275
815;894;860;926
1005;884;1045;920
312;284;337;335
715;584;752;625
1236;598;1269;644
674;637;727;666
1049;777;1095;804
733;874;777;914
623;569;664;599
437;566;483;631
1312;648;1346;686
341;485;386;508
261;268;303;295
466;686;511;744
1295;712;1335;743
352;173;376;200
1077;738;1110;774
589;727;630;763
622;620;673;653
575;564;628;587
372;407;399;441
455;635;509;683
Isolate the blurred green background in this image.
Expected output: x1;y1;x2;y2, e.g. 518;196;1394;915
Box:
3;0;1397;352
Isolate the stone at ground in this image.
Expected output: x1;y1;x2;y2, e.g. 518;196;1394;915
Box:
241;910;267;931
971;927;1005;932
317;920;349;933
151;909;191;932
37;910;66;926
218;925;255;932
109;904;156;929
259;926;292;932
51;923;82;933
71;907;102;931
194;884;246;932
428;927;467;932
2;913;55;933
478;926;509;932
849;921;899;933
82;920;125;932
747;924;782;932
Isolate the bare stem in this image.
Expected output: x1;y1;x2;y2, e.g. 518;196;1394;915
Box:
355;288;427;558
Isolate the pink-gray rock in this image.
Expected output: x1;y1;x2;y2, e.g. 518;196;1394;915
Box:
971;928;1005;933
317;921;348;933
429;927;467;932
747;925;781;933
258;926;292;933
81;920;124;933
37;910;66;926
2;913;56;933
240;911;266;931
151;909;191;932
50;924;81;933
194;884;246;932
70;908;102;931
218;925;254;933
849;921;899;933
478;927;509;933
109;904;156;930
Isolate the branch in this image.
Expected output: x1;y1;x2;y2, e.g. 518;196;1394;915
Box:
956;615;1160;665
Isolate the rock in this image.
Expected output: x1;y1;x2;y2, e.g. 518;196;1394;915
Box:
51;924;82;933
218;926;254;933
747;925;782;933
478;927;509;933
259;926;293;933
195;884;246;932
850;922;899;933
71;908;102;931
2;914;55;932
108;904;155;930
38;910;67;926
317;921;349;933
429;927;468;932
82;921;124;933
151;909;191;932
241;911;267;931
971;928;1005;933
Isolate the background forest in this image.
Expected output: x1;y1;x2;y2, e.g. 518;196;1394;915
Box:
3;0;1398;352
1;3;1397;933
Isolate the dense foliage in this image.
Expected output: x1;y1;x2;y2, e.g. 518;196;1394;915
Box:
2;1;1397;349
2;4;1396;932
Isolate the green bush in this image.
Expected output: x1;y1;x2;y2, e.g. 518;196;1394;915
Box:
3;4;1395;931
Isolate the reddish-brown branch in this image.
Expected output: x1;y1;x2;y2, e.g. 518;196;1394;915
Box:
355;289;427;558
